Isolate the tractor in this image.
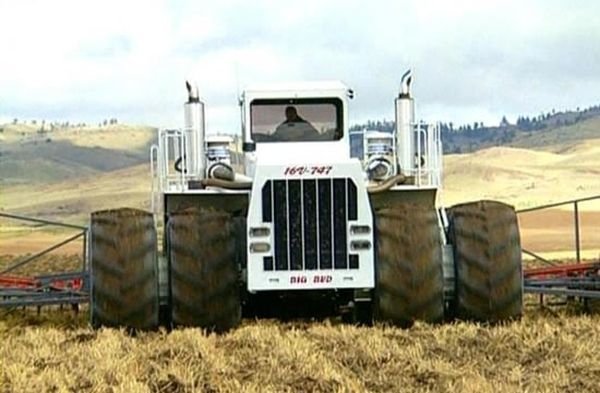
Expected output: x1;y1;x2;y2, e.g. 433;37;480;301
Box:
89;70;523;331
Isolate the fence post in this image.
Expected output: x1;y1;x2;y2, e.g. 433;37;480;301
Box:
574;201;581;263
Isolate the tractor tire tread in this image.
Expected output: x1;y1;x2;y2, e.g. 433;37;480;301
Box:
168;208;241;332
448;200;523;322
374;203;444;326
90;208;159;329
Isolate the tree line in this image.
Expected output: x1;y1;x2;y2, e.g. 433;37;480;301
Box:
10;118;120;131
350;103;600;153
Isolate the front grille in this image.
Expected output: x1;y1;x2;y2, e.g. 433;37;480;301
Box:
262;178;358;271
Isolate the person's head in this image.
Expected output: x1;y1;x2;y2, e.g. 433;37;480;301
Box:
285;106;299;121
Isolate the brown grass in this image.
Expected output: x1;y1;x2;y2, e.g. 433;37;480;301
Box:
0;254;82;276
0;229;85;256
1;307;600;393
3;252;598;391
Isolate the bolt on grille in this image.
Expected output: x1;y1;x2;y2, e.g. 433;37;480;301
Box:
261;178;359;271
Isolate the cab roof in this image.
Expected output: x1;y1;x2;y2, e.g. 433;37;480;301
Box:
243;80;350;96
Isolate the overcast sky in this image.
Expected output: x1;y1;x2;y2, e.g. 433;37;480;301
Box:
1;0;599;133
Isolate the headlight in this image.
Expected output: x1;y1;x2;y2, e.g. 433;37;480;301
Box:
350;240;371;251
249;227;270;237
249;242;271;253
350;225;371;235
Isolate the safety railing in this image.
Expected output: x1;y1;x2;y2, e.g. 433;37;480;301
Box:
156;128;193;192
349;123;442;189
150;128;196;216
413;122;443;188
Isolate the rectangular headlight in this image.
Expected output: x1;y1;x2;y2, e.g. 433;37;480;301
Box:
350;240;371;251
249;227;270;237
250;242;270;253
350;225;371;235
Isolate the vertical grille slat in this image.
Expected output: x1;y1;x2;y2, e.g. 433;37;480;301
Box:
288;180;303;270
347;180;357;221
264;177;358;272
303;179;318;269
333;178;348;269
317;179;332;269
273;180;288;270
262;180;272;222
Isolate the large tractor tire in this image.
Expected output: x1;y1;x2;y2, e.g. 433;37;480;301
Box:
447;200;523;322
374;203;445;327
167;208;241;332
90;208;159;329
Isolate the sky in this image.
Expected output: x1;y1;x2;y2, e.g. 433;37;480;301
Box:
1;0;599;133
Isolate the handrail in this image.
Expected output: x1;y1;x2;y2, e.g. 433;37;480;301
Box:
150;144;159;215
412;122;441;188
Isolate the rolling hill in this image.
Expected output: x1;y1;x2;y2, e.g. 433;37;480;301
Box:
511;117;600;151
3;135;597;220
0;124;156;185
442;141;600;210
0;121;599;258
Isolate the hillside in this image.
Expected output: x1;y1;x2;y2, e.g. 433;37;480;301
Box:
511;117;600;151
1;135;599;258
1;121;599;259
2;131;599;219
0;124;156;185
442;141;600;209
0;163;151;224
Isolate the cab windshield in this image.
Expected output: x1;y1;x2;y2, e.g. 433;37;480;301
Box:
250;98;343;142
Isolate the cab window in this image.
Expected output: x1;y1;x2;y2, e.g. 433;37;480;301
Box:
250;98;343;142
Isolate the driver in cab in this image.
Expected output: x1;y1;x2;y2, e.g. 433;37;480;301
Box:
273;106;319;141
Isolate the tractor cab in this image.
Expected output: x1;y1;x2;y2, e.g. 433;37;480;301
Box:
241;82;353;173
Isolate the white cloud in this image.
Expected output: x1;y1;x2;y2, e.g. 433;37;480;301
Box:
1;0;599;131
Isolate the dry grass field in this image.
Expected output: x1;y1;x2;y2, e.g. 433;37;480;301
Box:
2;307;600;393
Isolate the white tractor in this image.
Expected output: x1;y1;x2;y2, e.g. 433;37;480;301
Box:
89;71;523;331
